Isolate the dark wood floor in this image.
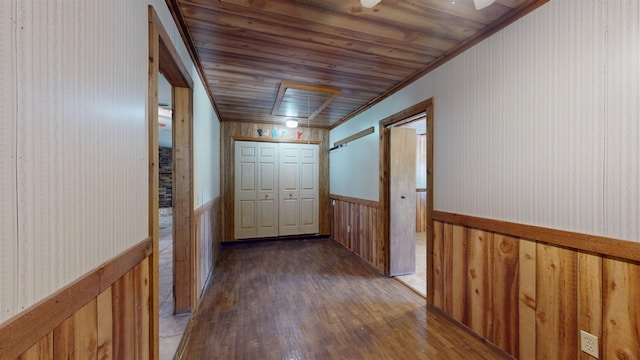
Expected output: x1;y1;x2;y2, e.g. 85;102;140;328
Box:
182;239;507;360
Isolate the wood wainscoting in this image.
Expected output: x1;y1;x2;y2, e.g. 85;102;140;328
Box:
330;194;384;274
193;197;221;308
0;239;152;360
432;211;640;359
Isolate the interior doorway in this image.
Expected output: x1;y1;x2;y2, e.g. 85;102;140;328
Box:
393;115;427;296
148;7;195;360
157;73;190;358
380;99;434;304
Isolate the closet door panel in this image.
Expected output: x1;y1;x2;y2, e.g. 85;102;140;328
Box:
300;198;316;226
235;142;258;239
257;143;278;237
279;144;300;235
299;144;319;234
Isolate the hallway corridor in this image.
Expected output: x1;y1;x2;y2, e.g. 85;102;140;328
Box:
182;239;506;359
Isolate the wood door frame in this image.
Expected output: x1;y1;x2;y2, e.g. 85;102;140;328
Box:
379;98;434;305
148;6;194;359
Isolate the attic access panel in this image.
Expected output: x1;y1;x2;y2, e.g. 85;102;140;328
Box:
271;81;341;124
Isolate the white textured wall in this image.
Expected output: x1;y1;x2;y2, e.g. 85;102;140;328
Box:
1;0;18;321
193;80;221;208
330;114;379;201
11;0;147;317
0;0;221;324
330;0;640;241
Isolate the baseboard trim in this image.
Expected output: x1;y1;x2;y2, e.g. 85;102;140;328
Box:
429;305;514;360
223;234;329;246
0;238;152;360
331;238;385;276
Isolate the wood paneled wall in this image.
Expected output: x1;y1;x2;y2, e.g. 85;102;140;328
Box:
432;213;640;359
221;121;330;242
0;239;152;360
193;197;221;307
330;195;384;274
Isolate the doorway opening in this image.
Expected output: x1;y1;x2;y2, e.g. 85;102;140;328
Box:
157;73;190;358
149;7;195;360
393;114;427;296
380;98;434;304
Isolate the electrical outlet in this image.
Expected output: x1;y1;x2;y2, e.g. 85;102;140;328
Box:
580;330;599;358
346;225;351;233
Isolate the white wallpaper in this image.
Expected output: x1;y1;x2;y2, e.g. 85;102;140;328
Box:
603;0;640;240
13;0;148;312
193;80;221;207
0;0;221;323
0;0;18;321
330;0;640;241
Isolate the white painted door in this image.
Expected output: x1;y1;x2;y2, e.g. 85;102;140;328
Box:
279;144;300;236
234;141;258;239
389;127;417;276
299;144;319;234
257;143;279;237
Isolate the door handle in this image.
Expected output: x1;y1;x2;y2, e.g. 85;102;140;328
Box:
401;195;406;199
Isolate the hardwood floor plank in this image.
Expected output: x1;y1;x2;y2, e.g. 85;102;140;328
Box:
182;239;508;359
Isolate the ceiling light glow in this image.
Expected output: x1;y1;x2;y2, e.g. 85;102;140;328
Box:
360;0;381;8
286;120;298;128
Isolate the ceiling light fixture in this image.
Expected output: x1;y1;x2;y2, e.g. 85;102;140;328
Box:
286;119;298;128
360;0;381;8
473;0;495;10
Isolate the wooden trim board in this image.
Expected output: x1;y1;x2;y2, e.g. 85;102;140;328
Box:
433;211;640;262
173;86;194;315
329;194;379;209
233;136;321;145
147;9;161;360
0;238;152;360
333;126;375;148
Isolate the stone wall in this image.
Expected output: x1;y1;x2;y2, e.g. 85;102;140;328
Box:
159;147;172;209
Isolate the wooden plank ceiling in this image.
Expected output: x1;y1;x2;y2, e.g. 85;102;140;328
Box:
167;0;547;128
